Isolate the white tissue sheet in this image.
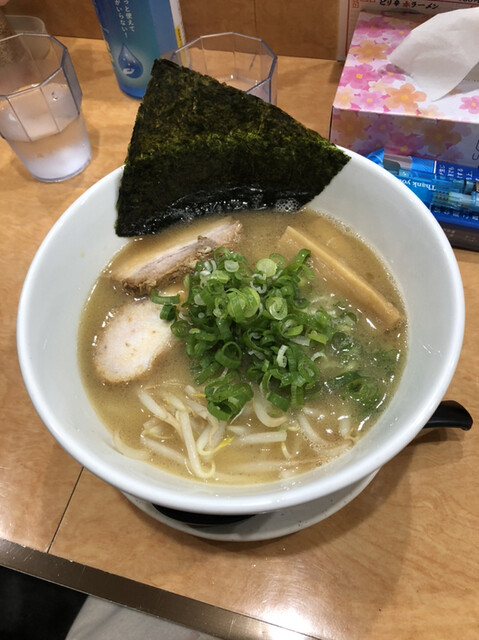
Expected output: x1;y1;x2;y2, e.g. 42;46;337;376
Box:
388;7;479;101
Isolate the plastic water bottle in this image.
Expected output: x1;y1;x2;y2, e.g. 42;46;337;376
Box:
92;0;185;98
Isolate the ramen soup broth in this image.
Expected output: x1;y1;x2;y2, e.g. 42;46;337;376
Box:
78;209;407;485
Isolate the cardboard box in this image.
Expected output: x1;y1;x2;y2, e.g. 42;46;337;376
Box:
329;11;479;168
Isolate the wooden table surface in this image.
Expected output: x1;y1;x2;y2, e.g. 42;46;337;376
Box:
1;37;478;640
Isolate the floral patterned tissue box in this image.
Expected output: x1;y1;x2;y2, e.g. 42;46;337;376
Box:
330;11;479;167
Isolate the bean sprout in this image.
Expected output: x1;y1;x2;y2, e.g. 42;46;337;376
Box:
338;415;352;437
164;393;188;412
135;382;355;482
137;388;181;435
297;413;330;445
113;431;149;461
253;393;288;428
178;410;215;478
237;431;287;445
141;435;186;465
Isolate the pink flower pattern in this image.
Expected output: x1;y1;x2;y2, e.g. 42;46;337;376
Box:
334;86;356;110
460;96;479;115
377;64;406;85
330;12;478;167
349;40;388;63
356;14;395;38
341;63;379;91
330;111;370;149
386;130;424;156
353;90;387;113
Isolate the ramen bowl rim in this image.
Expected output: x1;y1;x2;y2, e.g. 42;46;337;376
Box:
16;149;465;515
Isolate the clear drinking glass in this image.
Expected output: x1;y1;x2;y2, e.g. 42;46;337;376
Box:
168;32;278;105
0;33;91;182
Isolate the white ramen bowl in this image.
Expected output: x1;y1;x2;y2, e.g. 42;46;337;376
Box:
17;150;465;517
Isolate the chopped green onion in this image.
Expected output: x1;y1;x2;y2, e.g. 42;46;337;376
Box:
205;376;253;419
224;260;239;272
149;245;394;420
345;377;382;410
170;319;189;338
207;403;231;421
151;291;180;305
276;344;288;368
160;304;176;321
266;295;288;320
269;253;286;269
267;391;290;412
240;287;261;318
307;330;329;344
209;269;230;284
226;290;247;322
195;361;222;384
215;341;242;369
256;258;277;277
325;370;361;391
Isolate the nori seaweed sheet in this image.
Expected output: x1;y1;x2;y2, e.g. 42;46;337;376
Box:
116;59;350;237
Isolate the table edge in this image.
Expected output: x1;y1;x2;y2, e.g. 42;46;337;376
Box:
0;537;319;640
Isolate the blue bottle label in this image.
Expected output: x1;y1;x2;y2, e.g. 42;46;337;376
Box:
92;0;184;98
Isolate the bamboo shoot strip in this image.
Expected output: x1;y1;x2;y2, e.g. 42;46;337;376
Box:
278;226;401;328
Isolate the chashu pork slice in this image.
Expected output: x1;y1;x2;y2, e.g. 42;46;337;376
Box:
111;216;242;294
94;298;173;383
